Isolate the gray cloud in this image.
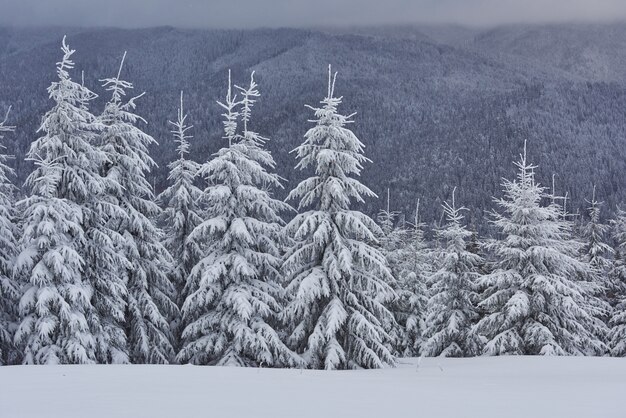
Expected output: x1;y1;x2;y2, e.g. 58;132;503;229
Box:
1;0;626;28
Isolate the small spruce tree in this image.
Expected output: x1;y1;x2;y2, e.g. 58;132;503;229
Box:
396;202;430;357
157;92;203;349
608;209;626;356
580;188;614;275
377;190;410;355
422;189;483;357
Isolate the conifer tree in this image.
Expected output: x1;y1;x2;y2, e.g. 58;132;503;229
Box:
422;189;483;357
608;209;626;356
157;92;202;348
378;193;429;356
178;72;298;367
99;53;176;364
395;202;430;357
0;107;19;365
580;188;614;279
477;143;607;356
376;190;410;354
282;67;396;370
14;38;101;364
578;188;614;327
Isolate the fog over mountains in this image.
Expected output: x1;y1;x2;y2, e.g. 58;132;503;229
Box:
2;23;626;230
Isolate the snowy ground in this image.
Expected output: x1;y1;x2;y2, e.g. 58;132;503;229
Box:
1;357;625;418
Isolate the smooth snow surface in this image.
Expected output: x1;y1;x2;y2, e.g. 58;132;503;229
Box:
1;357;625;418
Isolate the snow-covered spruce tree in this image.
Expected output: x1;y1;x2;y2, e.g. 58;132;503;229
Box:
395;202;430;357
377;193;429;357
178;71;299;367
580;188;614;279
157;92;202;348
14;38;103;364
99;53;176;364
578;188;614;328
476;143;607;356
376;190;409;354
0;108;19;365
608;209;626;356
282;67;396;370
422;189;483;357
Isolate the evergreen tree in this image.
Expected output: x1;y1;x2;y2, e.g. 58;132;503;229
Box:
578;188;614;329
14;38;101;364
178;72;298;367
608;209;626;356
395;202;430;357
378;194;429;357
99;53;176;364
580;187;614;277
85;65;132;365
157;92;202;349
477;143;607;356
282;67;396;370
0;107;19;365
422;189;483;357
376;190;409;355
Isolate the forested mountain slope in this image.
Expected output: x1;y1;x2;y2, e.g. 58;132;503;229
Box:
1;23;626;230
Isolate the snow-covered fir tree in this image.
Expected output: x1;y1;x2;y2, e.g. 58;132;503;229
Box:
395;202;430;357
377;194;429;356
178;71;299;367
282;67;396;370
376;190;410;354
99;53;176;364
476;143;607;356
157;92;202;348
578;188;614;328
422;189;483;357
580;188;614;278
0;107;19;365
608;209;626;356
14;38;102;364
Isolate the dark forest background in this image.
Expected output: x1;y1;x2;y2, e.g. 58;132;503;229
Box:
2;23;626;232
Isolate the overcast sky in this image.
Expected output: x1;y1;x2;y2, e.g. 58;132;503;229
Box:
1;0;626;28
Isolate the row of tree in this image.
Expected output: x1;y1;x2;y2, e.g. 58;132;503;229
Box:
380;152;626;359
0;38;624;369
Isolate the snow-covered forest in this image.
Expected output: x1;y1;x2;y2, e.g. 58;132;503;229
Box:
0;36;625;369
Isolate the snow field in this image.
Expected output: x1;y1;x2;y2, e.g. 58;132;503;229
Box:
1;356;625;418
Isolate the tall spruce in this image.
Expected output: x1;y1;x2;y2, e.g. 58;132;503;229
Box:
282;66;396;370
178;72;298;367
422;189;483;357
0;107;19;365
99;53;176;364
476;143;607;355
157;92;202;349
14;38;101;364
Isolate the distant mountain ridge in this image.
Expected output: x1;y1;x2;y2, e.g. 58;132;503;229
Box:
1;23;626;230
